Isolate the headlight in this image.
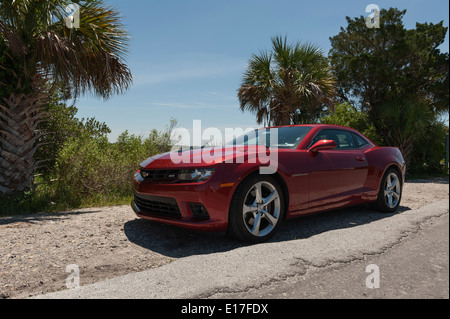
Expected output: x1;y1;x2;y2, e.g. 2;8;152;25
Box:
178;168;215;182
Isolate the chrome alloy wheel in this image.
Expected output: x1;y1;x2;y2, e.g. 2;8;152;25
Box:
384;172;401;209
242;181;281;237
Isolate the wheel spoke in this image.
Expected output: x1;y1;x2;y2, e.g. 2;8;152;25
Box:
390;176;397;189
253;182;263;204
263;190;279;206
243;203;257;215
251;213;262;236
385;181;390;192
387;175;392;189
392;191;400;200
262;210;278;226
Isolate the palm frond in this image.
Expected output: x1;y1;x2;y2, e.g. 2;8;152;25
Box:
238;35;337;125
1;0;132;100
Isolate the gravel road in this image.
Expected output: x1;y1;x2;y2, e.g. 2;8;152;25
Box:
1;178;448;299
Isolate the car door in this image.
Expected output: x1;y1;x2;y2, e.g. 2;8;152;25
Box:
307;129;369;208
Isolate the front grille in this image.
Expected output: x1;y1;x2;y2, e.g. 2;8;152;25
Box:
134;193;181;218
140;169;179;183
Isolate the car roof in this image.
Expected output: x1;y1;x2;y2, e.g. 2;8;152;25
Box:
264;124;358;131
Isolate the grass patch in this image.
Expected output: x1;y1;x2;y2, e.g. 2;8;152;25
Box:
0;181;133;218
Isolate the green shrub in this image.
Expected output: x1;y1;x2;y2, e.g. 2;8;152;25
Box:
320;103;382;145
408;120;448;174
0;118;177;216
36;97;111;178
54;120;176;207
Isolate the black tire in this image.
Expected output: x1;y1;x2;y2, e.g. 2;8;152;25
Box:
227;174;285;243
374;168;402;213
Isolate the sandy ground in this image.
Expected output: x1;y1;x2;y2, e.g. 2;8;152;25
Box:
0;177;448;299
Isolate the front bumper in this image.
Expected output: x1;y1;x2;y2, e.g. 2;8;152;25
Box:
131;173;233;232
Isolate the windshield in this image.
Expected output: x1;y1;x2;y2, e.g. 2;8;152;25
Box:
226;126;313;149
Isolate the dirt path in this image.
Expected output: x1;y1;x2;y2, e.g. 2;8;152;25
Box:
1;178;448;299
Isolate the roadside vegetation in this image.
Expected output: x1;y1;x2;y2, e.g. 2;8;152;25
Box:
1;4;448;217
0;101;176;216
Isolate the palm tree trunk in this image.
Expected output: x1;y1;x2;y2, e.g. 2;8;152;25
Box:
278;113;291;126
0;90;44;197
277;104;292;126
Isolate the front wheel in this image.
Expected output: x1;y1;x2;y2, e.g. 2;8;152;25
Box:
374;168;402;213
228;175;285;243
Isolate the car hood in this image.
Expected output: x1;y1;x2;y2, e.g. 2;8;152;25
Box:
140;145;277;169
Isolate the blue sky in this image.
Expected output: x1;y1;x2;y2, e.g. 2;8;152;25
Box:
73;0;449;141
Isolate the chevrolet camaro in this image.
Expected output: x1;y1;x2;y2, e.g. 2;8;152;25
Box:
131;124;406;243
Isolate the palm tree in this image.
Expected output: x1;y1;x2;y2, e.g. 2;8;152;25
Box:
0;0;132;197
238;36;336;126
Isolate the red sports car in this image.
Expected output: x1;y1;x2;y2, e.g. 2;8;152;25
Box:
131;124;406;243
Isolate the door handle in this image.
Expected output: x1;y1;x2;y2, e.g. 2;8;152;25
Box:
356;156;365;162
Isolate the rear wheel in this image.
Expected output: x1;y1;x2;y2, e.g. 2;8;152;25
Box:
374;168;402;213
228;175;285;243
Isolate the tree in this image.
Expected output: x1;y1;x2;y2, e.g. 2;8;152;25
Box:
329;8;448;115
238;36;336;126
329;7;449;171
378;100;447;172
0;0;132;197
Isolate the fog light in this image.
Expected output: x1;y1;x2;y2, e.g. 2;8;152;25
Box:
189;203;210;220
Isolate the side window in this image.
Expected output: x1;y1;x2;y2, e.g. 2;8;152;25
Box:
353;133;369;149
310;129;356;150
335;130;356;149
311;132;328;145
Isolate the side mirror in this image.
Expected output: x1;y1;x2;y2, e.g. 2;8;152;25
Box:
309;140;338;153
